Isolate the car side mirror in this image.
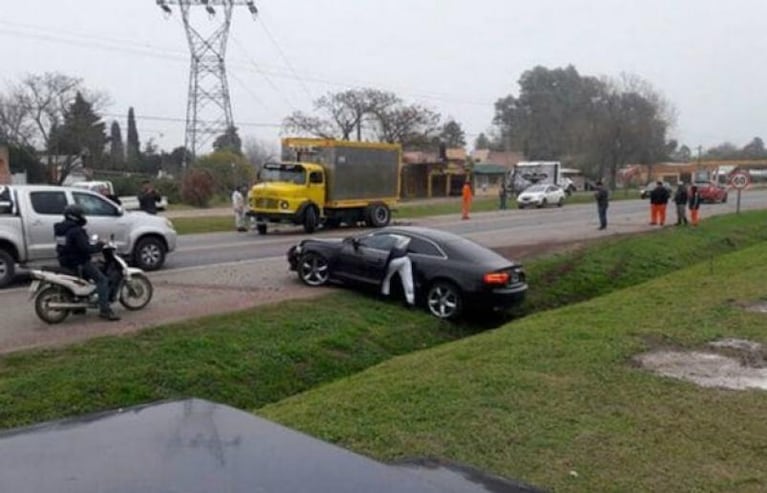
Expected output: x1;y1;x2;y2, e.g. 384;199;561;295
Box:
116;206;124;216
351;238;361;250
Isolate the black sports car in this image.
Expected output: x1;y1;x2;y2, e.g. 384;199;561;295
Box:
287;226;527;319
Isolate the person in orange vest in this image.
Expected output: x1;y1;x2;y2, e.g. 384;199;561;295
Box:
688;184;702;226
461;180;473;220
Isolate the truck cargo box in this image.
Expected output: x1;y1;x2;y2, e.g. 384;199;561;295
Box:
282;139;400;203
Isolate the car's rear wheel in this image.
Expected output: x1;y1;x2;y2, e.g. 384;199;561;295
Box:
298;252;330;287
426;281;463;320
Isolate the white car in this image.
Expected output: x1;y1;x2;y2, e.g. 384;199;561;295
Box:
516;184;566;209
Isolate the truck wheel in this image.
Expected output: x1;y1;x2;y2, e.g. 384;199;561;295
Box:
257;223;267;235
303;207;318;233
366;204;391;228
133;237;166;271
0;249;15;288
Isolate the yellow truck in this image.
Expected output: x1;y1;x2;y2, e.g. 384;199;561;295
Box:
248;138;401;234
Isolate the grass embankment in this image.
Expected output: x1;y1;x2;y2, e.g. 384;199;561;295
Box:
169;190;640;235
261;242;767;492
0;211;765;491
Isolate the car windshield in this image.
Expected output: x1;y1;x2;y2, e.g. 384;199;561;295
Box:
261;166;306;185
525;185;547;193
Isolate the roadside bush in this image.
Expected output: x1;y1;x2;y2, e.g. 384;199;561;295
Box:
194;150;255;195
154;177;181;204
181;168;216;207
108;175;145;196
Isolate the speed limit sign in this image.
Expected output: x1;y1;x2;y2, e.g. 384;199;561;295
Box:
731;172;750;189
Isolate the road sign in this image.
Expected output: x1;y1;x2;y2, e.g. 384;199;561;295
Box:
730;172;750;190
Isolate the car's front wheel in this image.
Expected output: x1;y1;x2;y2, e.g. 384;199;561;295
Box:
537;199;547;209
133;237;166;271
426;281;463;319
557;197;564;207
298;252;330;287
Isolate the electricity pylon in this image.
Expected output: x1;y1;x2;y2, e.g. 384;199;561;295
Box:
156;0;258;163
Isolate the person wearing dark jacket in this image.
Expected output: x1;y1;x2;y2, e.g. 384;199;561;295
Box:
688;185;702;227
594;180;609;230
54;205;120;321
673;183;689;225
138;180;161;215
649;181;671;226
380;235;415;306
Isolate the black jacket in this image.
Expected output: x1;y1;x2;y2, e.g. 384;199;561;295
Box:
688;191;702;210
673;188;689;205
594;187;609;207
138;189;161;214
54;219;102;269
649;185;670;205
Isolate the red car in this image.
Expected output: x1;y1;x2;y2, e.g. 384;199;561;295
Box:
693;181;728;203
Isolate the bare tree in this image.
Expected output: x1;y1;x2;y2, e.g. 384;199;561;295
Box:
0;73;109;183
243;136;278;175
282;111;338;139
372;103;441;147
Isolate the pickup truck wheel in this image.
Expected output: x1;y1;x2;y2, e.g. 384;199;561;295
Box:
303;207;318;234
257;223;267;235
0;249;15;288
366;204;391;228
134;237;166;271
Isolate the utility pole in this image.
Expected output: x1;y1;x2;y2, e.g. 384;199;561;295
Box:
156;0;258;166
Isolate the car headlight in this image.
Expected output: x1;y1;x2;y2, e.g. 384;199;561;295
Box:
280;201;290;210
165;218;175;230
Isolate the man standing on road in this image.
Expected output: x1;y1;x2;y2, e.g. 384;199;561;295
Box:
673;183;689;226
138;180;161;215
461;180;473;220
232;186;247;232
594;180;609;230
499;182;508;210
649;181;670;226
688;185;702;227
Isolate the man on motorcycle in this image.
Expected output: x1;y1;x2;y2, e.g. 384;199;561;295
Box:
54;205;120;321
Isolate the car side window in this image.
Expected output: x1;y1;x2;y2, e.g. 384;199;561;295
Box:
30;191;68;215
73;192;118;216
407;237;442;257
360;234;398;250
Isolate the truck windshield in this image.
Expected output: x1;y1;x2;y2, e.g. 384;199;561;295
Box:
261;167;306;185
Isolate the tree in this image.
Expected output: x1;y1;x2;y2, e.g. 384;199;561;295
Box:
440;119;466;148
282;88;441;148
194;150;254;194
0;72;106;183
180;168;216;207
705;142;739;160
243;137;277;173
213;125;243;155
372;103;441;148
48;91;107;184
126;107;140;168
6;143;46;183
108;121;124;169
474;132;491;150
742;137;765;159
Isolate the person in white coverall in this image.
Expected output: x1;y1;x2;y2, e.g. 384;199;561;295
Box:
231;187;246;232
380;234;415;306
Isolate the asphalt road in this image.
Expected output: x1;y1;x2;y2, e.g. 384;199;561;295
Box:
166;190;766;270
0;191;763;354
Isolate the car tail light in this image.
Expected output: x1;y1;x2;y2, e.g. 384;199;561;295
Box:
483;272;510;286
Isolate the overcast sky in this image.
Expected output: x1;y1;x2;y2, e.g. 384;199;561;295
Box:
2;0;766;154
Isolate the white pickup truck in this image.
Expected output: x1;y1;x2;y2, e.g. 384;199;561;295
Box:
70;181;169;211
0;185;177;287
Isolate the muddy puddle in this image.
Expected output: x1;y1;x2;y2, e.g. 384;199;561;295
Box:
636;339;767;391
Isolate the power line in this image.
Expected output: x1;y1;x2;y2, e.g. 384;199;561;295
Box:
257;16;313;101
0;20;494;107
230;34;298;111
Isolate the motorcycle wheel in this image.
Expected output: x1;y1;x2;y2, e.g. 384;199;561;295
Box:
119;274;153;311
35;286;72;324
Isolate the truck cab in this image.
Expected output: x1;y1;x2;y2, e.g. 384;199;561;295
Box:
249;162;327;234
249;138;401;235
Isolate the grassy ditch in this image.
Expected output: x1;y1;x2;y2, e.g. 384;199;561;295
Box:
261;242;767;492
0;210;765;434
169;190;639;235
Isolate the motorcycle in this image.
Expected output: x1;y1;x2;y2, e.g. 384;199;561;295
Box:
28;236;153;324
